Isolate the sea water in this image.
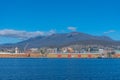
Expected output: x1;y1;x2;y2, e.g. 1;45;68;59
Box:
0;58;120;80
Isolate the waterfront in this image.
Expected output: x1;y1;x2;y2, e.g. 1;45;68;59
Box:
0;53;119;58
0;58;120;80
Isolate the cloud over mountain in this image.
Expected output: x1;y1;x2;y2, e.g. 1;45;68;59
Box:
0;29;45;39
68;27;77;31
104;30;116;34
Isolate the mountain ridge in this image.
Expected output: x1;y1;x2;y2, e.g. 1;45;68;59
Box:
0;32;119;49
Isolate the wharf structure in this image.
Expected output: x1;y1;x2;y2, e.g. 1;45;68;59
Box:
0;47;120;58
0;52;119;58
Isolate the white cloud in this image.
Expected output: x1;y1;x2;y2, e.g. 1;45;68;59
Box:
68;27;77;31
47;30;56;35
0;29;45;39
104;30;116;34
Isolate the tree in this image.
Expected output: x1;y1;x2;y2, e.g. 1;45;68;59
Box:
40;48;47;57
107;51;116;58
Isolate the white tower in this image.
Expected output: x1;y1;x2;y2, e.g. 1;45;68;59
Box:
15;47;18;53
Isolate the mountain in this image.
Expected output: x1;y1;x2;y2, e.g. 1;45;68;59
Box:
0;32;119;49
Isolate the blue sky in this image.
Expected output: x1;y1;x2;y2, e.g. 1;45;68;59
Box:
0;0;120;44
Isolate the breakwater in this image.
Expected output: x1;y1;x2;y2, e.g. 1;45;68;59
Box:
0;53;99;58
0;53;120;58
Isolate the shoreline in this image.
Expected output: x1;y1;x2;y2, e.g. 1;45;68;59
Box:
0;53;119;58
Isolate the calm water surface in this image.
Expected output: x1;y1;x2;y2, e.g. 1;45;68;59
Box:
0;58;120;80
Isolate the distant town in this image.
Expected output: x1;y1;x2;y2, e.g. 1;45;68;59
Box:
0;44;120;58
0;32;120;58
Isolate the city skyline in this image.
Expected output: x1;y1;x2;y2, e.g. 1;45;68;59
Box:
0;0;120;43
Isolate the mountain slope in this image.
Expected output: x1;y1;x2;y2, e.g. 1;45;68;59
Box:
0;32;119;49
14;32;116;48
